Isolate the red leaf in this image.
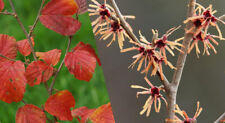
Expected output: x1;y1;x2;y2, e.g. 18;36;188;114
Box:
36;49;61;66
42;0;78;15
0;0;4;12
0;61;26;103
40;15;81;36
72;107;96;123
16;104;46;123
64;42;101;82
16;38;35;56
90;103;115;123
0;34;17;62
25;61;53;86
75;0;88;14
45;90;75;121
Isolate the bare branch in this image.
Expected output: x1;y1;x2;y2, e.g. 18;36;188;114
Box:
48;36;73;95
215;112;225;123
28;0;45;37
109;0;170;88
0;11;15;16
8;0;38;61
167;0;196;120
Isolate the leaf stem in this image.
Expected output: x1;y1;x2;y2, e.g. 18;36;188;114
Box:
8;0;38;61
48;36;73;95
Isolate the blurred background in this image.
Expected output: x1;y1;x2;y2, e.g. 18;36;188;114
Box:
88;0;225;122
0;0;110;122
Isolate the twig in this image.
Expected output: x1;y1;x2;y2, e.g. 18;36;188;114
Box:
167;0;196;120
219;15;225;21
28;0;45;37
0;54;17;62
8;0;38;61
21;99;27;105
0;11;15;16
109;0;170;88
48;36;73;95
215;112;225;123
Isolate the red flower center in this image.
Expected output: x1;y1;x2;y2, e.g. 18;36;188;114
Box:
193;19;203;28
100;5;110;19
203;10;212;18
155;39;166;48
111;21;122;32
151;87;160;97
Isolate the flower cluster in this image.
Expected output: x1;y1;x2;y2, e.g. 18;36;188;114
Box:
122;27;183;80
165;101;202;123
131;77;167;117
184;3;225;56
89;0;135;49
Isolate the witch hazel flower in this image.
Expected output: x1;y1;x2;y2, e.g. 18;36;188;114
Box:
88;0;114;35
184;3;225;39
153;26;184;64
188;31;221;57
131;77;167;117
100;18;133;49
166;101;203;123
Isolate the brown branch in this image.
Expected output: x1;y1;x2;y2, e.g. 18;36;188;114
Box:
48;36;73;95
219;15;225;21
8;0;38;61
109;0;170;88
215;112;225;123
28;0;45;37
167;0;196;120
0;11;15;16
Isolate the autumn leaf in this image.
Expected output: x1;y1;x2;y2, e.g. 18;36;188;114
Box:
36;49;61;66
90;103;115;123
25;61;53;86
16;104;46;123
0;34;17;62
16;38;35;56
40;0;81;36
75;0;88;14
0;0;4;12
45;90;75;121
72;107;96;123
41;0;78;15
0;61;26;103
64;42;101;82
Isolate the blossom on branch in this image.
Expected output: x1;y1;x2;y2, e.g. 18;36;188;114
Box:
131;77;167;117
184;3;225;40
165;101;202;123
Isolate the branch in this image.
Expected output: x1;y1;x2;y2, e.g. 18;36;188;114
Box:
0;11;15;16
167;0;196;120
0;54;17;62
28;0;45;37
109;0;170;88
8;0;38;61
48;36;73;95
219;15;225;21
215;112;225;123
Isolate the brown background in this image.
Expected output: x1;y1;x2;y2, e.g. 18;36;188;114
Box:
88;0;225;122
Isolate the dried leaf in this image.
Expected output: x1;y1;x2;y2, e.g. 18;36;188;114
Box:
64;42;101;82
45;90;75;121
16;104;46;123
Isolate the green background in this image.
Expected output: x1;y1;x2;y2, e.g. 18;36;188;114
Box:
0;0;110;122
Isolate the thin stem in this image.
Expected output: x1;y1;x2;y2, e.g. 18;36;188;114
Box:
48;36;73;95
167;0;196;120
214;112;225;123
219;15;225;21
0;11;15;16
109;0;170;88
28;0;45;37
0;54;17;62
8;0;38;61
